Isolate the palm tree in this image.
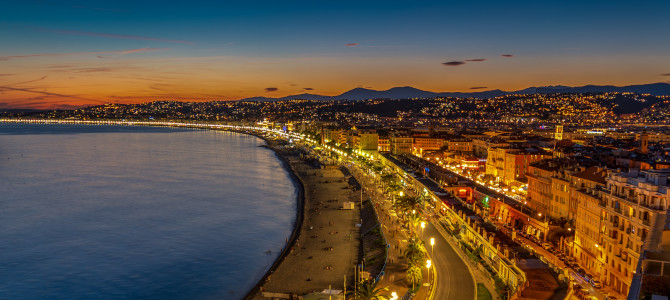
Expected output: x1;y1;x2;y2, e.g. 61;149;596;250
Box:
404;239;426;266
350;279;389;300
407;213;422;236
394;195;421;219
405;265;423;289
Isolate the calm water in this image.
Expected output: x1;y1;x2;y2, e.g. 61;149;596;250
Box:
0;123;297;300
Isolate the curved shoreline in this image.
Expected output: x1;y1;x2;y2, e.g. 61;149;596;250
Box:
242;140;306;300
0;120;305;299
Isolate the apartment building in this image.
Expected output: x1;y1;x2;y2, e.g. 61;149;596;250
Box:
390;134;413;155
598;169;670;295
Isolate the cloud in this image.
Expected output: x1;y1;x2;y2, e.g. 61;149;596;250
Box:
0;48;168;61
0;74;15;77
43;29;194;45
149;83;175;91
442;61;466;66
661;73;670;76
47;65;74;69
466;58;486;62
59;67;115;73
501;54;514;57
0;86;105;103
290;83;297;86
5;76;48;87
265;87;278;92
303;88;314;91
50;67;135;73
470;86;488;89
346;43;359;46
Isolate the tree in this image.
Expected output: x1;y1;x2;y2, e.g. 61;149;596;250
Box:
350;279;389;300
394;195;421;218
406;213;423;236
404;239;427;266
406;265;423;289
385;182;401;195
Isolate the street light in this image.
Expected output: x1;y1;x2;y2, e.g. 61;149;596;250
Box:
420;222;425;237
426;259;432;285
430;237;435;257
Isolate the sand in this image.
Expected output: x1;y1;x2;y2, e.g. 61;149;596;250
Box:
247;146;360;300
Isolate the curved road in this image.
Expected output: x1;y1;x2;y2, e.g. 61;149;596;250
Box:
419;220;476;300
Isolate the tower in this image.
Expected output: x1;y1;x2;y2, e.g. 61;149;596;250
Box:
640;130;649;154
555;125;563;141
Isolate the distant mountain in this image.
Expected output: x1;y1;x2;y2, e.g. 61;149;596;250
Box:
238;82;670;102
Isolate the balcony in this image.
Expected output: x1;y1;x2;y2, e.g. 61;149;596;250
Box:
640;201;665;211
610;191;639;205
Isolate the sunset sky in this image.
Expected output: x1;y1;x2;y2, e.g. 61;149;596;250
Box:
1;0;670;109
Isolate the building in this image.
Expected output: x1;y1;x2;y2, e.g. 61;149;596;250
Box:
448;138;473;153
378;137;390;152
357;132;379;151
598;169;670;296
486;147;551;186
390;134;413;155
412;137;443;155
526;159;583;218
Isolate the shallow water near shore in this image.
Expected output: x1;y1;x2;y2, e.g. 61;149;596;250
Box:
0;123;296;299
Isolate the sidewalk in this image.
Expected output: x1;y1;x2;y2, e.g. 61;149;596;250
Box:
350;166;431;300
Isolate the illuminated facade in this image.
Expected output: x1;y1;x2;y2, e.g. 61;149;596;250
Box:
598;169;670;295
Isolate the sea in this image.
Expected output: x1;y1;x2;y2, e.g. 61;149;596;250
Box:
0;123;297;300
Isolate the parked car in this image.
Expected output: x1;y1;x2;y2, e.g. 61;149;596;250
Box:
541;242;551;249
590;278;602;288
577;288;590;299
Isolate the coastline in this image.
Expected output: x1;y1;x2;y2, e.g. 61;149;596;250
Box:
0;120;333;299
242;138;306;300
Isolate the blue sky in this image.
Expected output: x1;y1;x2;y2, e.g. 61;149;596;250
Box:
1;0;670;108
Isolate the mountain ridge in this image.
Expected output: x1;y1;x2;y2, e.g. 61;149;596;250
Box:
240;82;670;102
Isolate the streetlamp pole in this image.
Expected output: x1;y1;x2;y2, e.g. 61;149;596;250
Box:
426;259;432;285
430;237;435;258
421;222;425;238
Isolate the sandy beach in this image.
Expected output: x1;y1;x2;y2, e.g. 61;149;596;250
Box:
246;143;360;300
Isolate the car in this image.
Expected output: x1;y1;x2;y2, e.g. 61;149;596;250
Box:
541;242;551;249
589;278;602;288
576;288;591;300
605;296;618;300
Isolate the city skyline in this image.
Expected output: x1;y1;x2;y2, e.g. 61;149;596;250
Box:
2;0;670;109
